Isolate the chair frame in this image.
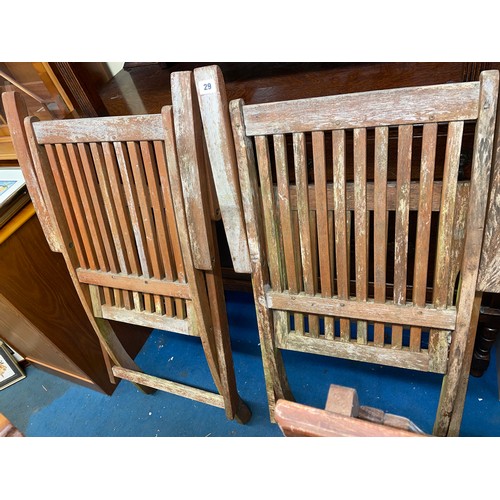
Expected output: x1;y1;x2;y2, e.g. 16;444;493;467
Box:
2;74;251;424
274;384;428;437
195;65;499;436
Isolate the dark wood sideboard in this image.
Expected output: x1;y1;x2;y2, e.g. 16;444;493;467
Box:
0;203;150;394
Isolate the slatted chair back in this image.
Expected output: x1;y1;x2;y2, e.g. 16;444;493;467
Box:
2;78;250;424
195;65;499;436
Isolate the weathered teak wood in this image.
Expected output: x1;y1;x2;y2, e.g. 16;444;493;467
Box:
201;65;499;436
478;82;500;293
2;92;61;253
373;127;389;346
193;65;251;274
171;71;214;271
274;384;427;437
2;85;251;424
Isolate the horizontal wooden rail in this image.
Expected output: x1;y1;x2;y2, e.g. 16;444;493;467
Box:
33;113;166;143
243;81;480;135
277;331;449;373
286;181;469;212
112;366;225;408
100;305;194;336
266;291;457;330
77;268;191;299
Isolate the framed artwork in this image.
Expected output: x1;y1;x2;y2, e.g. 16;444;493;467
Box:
0;341;25;390
0;167;25;207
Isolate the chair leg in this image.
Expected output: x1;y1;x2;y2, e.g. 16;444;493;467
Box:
433;292;482;436
94;318;155;394
250;269;293;422
447;292;482;436
204;261;251;423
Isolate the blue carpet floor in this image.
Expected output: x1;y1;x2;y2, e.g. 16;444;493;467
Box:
1;290;499;437
2;290;498;497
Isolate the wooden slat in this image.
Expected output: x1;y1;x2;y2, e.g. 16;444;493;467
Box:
33;114;164;144
67;144;110;270
277;331;436;373
266;291;456;331
432;121;464;306
243;81;480;136
55;143;99;270
115;141;155;312
332;130;350;340
373;127;389;347
78;143;122;308
101;142;141;275
286;180;464;212
153;139;186;319
142;141;176;316
89;143;130;274
43;143;88;268
478;84;500;292
446;185;469;305
313;131;334;339
102;142;144;311
410;123;438;351
194;65;251;273
274;134;304;335
429;121;464;362
353;128;368;344
77;268;191;299
294;132;319;337
392;125;413;348
66;143;114;306
89;284;103;317
101;305;193;336
112;367;224;406
309;209;319;329
171;71;213;271
90;143;134;309
255;135;285;291
128;141;165;314
128;142;162;277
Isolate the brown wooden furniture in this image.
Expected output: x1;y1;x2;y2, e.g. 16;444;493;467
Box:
274;384;427;437
2;76;250;422
1;63;77;162
474;93;500;396
0;200;149;394
198;65;499;436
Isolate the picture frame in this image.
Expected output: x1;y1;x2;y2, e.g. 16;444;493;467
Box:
0;341;25;391
0;167;26;208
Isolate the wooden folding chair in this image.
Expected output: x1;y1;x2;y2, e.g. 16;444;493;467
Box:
2;75;251;424
195;65;499;436
274;384;427;437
